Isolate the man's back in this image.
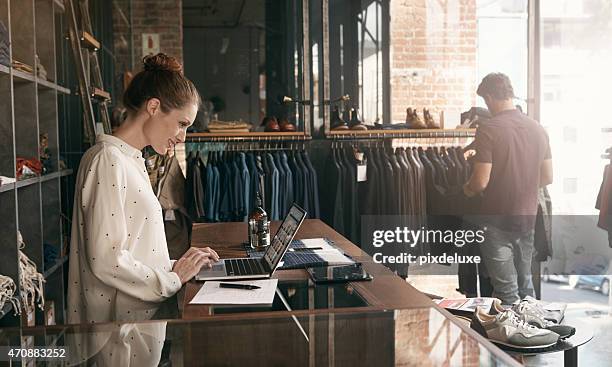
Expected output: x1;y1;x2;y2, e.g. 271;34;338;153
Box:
472;109;551;231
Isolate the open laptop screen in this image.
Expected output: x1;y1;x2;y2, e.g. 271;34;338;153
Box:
262;204;307;272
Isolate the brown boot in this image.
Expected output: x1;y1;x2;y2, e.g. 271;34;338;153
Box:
424;108;440;129
408;107;426;129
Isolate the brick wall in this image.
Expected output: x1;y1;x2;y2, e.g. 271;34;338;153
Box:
112;0;183;74
390;0;478;126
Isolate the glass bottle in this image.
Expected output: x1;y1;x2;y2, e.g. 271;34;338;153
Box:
248;193;270;249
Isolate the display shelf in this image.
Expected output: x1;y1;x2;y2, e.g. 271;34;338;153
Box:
326;128;476;140
43;256;67;278
1;0;72;329
15;175;40;189
14;169;73;189
37;78;71;95
186;131;312;142
41;169;73;183
12;68;36;83
0;182;15;193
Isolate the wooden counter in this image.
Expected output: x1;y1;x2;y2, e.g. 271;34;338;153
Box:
180;219;435;319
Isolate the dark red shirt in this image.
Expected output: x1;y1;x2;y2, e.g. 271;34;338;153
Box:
472;109;551;232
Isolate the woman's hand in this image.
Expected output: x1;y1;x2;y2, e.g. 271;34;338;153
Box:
172;247;221;284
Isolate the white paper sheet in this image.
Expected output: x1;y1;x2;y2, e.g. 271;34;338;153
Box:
314;250;355;264
290;238;336;251
189;279;278;305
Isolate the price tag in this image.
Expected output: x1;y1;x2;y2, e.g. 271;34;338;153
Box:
357;164;367;182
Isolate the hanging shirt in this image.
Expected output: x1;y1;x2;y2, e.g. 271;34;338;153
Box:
67;134;182;326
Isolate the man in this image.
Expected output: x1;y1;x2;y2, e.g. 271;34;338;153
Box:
463;73;553;304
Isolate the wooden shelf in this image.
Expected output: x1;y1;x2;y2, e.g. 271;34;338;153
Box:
186;131;311;142
43;256;67;278
80;31;100;50
326;128;476;140
91;87;110;100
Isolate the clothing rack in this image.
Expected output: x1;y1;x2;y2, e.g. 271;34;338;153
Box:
185;132;312;143
327;128;476;140
186;141;308;153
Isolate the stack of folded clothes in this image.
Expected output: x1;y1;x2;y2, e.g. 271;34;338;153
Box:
0;21;9;67
207;120;252;133
12;60;33;74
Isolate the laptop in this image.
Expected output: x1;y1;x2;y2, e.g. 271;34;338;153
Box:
195;204;307;281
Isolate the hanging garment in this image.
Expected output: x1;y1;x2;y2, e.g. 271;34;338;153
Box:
156;155;192;259
596;164;612;247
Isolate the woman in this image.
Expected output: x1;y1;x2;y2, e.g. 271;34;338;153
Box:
67;53;218;325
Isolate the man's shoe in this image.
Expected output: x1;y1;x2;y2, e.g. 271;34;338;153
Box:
471;306;560;349
262;116;280;132
331;106;349;130
406;108;426;129
278;117;297;132
424;108;440;129
348;108;367;130
497;299;575;339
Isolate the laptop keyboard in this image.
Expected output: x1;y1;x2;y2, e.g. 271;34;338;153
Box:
225;258;266;276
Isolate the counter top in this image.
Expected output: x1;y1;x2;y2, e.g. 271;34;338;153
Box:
180;219;435;319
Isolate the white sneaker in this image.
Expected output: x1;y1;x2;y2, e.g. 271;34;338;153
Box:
471;306;560;349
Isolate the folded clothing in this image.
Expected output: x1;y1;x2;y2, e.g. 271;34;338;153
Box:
207;120;252;132
12;60;33;74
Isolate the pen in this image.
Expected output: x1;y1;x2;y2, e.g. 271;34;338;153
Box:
219;283;261;290
290;247;323;251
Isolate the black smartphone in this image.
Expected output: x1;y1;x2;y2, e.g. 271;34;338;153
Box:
307;264;373;284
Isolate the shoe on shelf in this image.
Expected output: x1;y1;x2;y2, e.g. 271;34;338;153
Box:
521;295;566;324
423;108;440;129
262;116;280;132
348;108;367;130
406;107;427;129
492;299;574;339
471;306;560;349
331;106;349;130
278;117;297;132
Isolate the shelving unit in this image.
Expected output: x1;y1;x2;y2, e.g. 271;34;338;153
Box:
0;0;73;332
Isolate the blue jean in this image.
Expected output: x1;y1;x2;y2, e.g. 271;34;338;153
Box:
479;225;535;304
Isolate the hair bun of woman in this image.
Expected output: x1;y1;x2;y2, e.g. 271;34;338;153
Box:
143;53;182;73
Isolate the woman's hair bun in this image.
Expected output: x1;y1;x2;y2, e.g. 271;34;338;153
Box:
143;53;182;73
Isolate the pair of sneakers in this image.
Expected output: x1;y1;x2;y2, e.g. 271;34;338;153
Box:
471;298;575;349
